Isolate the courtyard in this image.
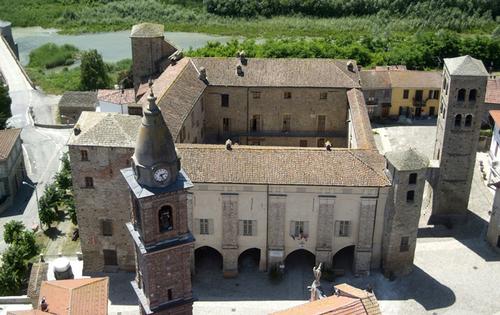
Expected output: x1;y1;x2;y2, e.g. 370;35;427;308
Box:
86;121;500;315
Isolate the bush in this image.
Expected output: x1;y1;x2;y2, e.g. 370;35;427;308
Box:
28;43;79;69
0;84;12;129
3;221;25;244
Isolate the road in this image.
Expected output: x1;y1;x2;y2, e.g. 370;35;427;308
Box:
0;35;70;252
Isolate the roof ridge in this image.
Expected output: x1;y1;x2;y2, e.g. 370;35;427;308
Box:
333;60;358;86
156;59;190;104
113;114;134;144
348;150;388;184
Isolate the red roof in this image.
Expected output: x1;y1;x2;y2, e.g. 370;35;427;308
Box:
97;89;136;105
486;78;500;104
489;110;500;126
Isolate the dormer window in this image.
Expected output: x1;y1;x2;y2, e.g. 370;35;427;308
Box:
159;206;173;232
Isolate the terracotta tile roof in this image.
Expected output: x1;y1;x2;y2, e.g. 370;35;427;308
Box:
489;110;500;126
97;89;136;105
58;91;97;108
347;89;377;150
0;128;21;160
273;283;381;315
178;144;390;187
191;57;361;88
486;78;500;104
360;70;391;89
38;277;108;315
388;70;442;88
69;112;140;148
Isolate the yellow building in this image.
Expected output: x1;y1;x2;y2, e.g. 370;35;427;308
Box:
388;70;442;118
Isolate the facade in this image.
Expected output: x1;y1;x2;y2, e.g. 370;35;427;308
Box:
382;149;429;277
58;91;97;124
488;110;500;174
487;182;500;253
431;55;489;223
0;128;25;213
359;68;441;119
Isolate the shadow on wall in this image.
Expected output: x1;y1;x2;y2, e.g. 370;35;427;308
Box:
418;209;500;262
87;271;137;305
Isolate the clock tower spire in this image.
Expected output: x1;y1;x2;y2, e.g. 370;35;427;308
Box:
122;82;195;315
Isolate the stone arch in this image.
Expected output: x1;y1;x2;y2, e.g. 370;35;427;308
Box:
331;245;355;275
284;249;316;272
469;89;477;102
194;246;223;272
457;89;466;101
454;114;462;127
238;248;261;273
465;114;473;127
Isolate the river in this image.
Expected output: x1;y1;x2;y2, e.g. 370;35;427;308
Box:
12;27;236;66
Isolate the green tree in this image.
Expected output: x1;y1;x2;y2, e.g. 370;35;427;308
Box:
0;84;12;129
80;49;109;91
3;220;25;244
67;197;77;225
38;184;61;228
492;25;500;40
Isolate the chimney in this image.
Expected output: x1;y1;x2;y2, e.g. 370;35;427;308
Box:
347;61;355;72
198;67;207;81
325;141;332;151
225;139;232;150
73;125;81;136
40;296;48;311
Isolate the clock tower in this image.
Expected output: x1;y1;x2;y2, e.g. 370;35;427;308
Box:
122;87;195;315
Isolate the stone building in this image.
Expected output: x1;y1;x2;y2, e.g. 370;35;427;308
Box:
430;56;489;224
382;149;429;277
58;91;97;124
0;128;25;213
359;69;392;118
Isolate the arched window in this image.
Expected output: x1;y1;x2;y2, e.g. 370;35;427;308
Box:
159;206;173;232
409;173;417;185
406;190;415;203
454;114;462;127
457;89;466;102
469;89;477;102
465;114;473;127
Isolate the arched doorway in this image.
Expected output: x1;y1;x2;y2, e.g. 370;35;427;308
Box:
194;246;223;273
238;248;260;273
283;249;316;299
284;249;316;272
331;245;355;276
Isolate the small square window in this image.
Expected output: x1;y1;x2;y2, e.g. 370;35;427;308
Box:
284;92;292;99
252;92;261;99
320;92;328;100
81;150;88;161
299;140;308;147
406;190;415;203
200;219;209;235
85;177;94;188
221;94;229;107
102;220;113;236
400;236;410;252
403;90;409;99
409;173;417;185
336;220;351;237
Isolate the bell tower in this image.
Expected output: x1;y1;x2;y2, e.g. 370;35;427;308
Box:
122;87;194;315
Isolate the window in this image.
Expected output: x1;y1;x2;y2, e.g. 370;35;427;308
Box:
84;177;93;188
428;90;433;99
406;190;415;203
284;91;292;99
335;220;351;237
465;114;473;127
102;220;113;236
252;91;261;99
222;118;230;133
81;150;88;161
317;115;326;132
282;114;291;132
497;235;500;248
133;197;141;229
239;220;256;236
320;92;328;100
458;89;466;102
290;220;308;238
168;289;173;301
317;138;325;147
103;249;118;266
299;140;308;147
415;90;423;101
434;90;440;99
159;206;173;232
409;173;417;185
403;90;409;99
455;114;462;127
469;89;477;102
251;115;261;132
221;94;229;107
199;219;209;235
400;236;410;252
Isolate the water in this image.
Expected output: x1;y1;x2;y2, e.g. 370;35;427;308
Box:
12;27;236;65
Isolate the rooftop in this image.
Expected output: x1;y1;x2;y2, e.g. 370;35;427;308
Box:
58;91;97;108
445;55;489;77
388;70;442;89
360;70;391;89
190;57;361;88
347;89;377;150
0;128;21;161
486;77;500;104
97;88;136;105
385;148;429;171
489;110;500;126
130;22;164;38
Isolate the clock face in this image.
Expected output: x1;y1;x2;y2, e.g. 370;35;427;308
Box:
153;168;169;183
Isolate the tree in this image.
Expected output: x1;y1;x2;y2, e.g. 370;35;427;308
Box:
67;197;77;225
0;84;12;129
38;184;60;229
493;26;500;40
80;49;109;91
3;220;25;244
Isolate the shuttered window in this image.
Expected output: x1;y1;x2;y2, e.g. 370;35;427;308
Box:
101;220;113;236
239;220;257;236
194;218;214;235
335;220;351;237
289;220;309;238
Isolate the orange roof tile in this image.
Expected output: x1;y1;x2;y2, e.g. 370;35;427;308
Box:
38;277;108;315
486;78;500;104
97;89;136;105
489;110;500;126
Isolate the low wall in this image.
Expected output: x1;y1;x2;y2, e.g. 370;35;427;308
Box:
0;295;31;304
